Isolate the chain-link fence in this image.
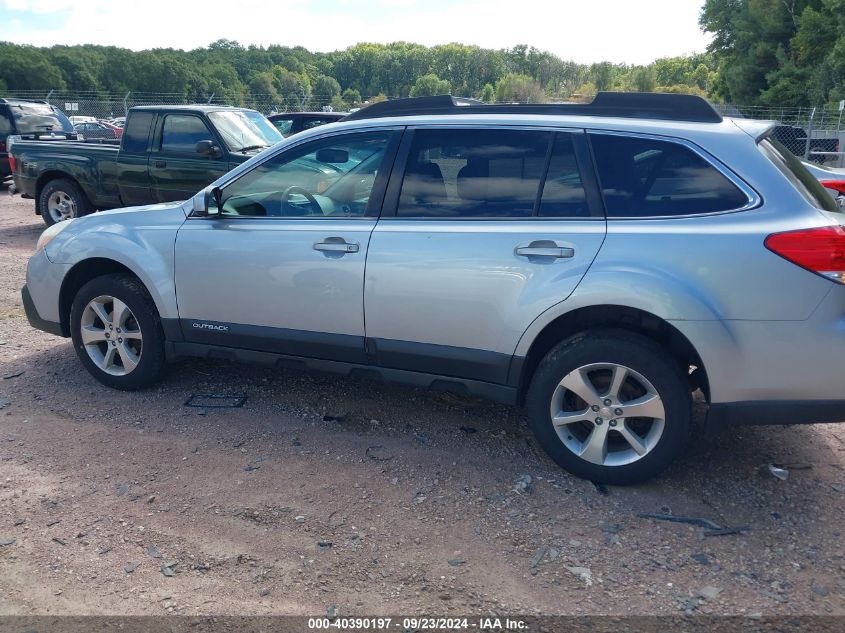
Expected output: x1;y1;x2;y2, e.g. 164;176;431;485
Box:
0;90;356;120
3;90;844;166
715;104;845;167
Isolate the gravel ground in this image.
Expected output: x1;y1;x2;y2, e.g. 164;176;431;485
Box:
0;186;844;617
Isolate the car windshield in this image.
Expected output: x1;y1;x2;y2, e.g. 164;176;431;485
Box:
207;110;283;152
10;103;73;134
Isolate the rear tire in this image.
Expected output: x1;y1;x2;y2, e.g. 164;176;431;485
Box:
39;178;92;227
69;274;166;390
525;329;691;485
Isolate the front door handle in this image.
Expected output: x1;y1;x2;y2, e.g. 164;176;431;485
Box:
154;160;166;168
515;241;574;258
314;239;359;254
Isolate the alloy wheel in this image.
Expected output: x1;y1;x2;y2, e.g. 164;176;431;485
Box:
79;295;143;376
550;362;666;467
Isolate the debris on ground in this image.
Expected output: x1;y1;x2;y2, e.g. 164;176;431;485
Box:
0;537;16;546
3;370;24;379
593;482;609;496
513;474;533;494
766;464;790;481
326;604;338;620
529;547;546;569
565;565;593;586
459;426;476;434
637;512;722;530
317;541;332;550
447;558;466;567
691;553;711;565
161;561;177;577
0;397;10;410
184;393;247;408
116;483;129;497
365;445;394;461
323;414;346;423
146;544;162;559
696;586;723;601
124;562;139;574
51;537;66;546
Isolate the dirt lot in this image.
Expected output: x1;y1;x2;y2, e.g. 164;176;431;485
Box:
0;187;844;617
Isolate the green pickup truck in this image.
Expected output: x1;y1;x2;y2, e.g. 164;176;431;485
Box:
9;104;283;225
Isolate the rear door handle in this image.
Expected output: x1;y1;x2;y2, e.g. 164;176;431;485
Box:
515;242;574;258
154;160;166;168
314;239;359;253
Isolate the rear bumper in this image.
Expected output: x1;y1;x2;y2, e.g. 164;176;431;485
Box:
707;400;845;430
21;285;63;336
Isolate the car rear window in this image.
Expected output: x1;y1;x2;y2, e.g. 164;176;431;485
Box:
8;102;73;134
759;137;839;213
590;133;750;217
122;112;154;154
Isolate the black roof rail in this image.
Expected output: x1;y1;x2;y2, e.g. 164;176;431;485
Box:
341;92;723;124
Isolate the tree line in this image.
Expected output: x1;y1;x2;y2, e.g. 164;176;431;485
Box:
701;0;845;106
0;39;717;111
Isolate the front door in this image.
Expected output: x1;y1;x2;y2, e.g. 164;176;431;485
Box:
174;129;399;363
150;113;229;203
364;127;607;384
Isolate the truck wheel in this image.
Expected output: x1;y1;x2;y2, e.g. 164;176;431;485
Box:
525;329;691;485
69;274;166;390
39;178;92;227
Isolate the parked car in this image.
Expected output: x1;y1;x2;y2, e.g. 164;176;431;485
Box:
0;98;75;180
108;117;126;128
268;111;346;136
802;160;845;209
10;104;283;225
73;120;122;140
21;93;845;484
68;115;98;125
772;125;840;164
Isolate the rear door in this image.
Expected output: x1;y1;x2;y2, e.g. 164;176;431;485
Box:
364;126;606;384
149;112;229;202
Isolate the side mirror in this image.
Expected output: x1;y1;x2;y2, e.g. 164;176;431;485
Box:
192;185;222;217
196;140;222;159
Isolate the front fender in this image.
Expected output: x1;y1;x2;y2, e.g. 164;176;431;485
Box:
46;208;183;319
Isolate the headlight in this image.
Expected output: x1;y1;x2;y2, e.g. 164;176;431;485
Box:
36;218;74;252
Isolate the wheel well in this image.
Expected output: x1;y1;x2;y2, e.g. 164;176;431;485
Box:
35;172;84;213
517;305;710;405
58;259;137;336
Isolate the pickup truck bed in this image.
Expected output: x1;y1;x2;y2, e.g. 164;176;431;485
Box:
11;104;282;225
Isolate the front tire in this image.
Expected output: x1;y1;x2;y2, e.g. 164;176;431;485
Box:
70;274;166;390
39;178;92;227
526;330;691;485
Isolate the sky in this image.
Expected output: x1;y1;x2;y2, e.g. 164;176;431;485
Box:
0;0;712;65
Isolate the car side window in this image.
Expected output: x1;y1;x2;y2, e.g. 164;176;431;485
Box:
590;133;750;217
160;115;214;154
397;128;551;218
217;131;392;218
302;118;334;130
537;134;589;218
0;109;12;136
271;118;294;135
122;112;154;153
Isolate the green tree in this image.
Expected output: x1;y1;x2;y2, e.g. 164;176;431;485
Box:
495;73;545;103
410;73;451;97
480;83;495;102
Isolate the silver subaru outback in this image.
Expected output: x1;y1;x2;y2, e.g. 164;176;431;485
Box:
21;93;845;484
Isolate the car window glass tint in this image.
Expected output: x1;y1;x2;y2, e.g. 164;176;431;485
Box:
272;118;294;135
0;110;12;135
538;134;589;217
590;133;749;217
218;132;391;218
161;115;214;154
397;128;551;218
122;112;154;153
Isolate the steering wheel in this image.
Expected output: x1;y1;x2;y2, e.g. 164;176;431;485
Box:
280;186;322;215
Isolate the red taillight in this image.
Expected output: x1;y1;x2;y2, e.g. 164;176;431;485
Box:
8;154;15;173
821;180;845;195
765;226;845;283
